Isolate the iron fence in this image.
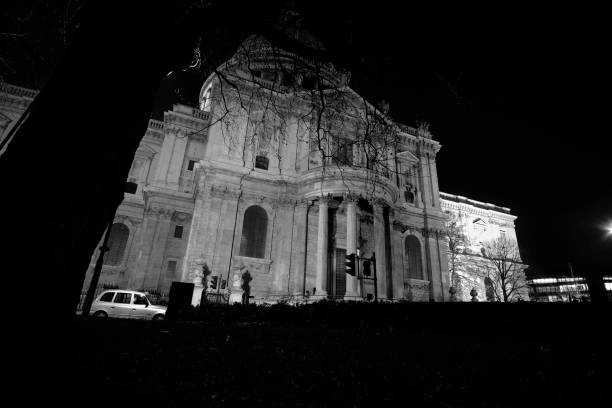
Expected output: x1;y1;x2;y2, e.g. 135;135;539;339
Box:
76;283;119;311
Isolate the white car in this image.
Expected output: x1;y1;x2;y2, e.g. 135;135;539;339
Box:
91;290;166;320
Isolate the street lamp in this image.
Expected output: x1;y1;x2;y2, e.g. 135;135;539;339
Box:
81;181;138;317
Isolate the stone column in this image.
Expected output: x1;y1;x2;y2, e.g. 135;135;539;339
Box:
315;195;330;298
344;195;360;299
373;199;388;299
290;200;309;297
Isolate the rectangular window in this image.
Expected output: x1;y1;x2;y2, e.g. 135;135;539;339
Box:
255;155;269;170
167;260;177;274
333;140;352;166
187;160;196;171
174;225;184;239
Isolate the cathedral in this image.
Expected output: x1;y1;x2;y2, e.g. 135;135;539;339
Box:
0;32;524;303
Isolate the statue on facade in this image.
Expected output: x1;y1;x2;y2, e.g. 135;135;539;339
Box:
199;262;211;305
470;288;479;302
449;286;458;302
404;184;416;204
241;270;253;305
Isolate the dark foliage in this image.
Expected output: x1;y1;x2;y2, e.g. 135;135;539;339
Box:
50;302;612;407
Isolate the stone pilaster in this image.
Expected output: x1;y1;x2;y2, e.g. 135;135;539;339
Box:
422;227;446;302
289;200;309;296
180;187;210;282
211;190;240;285
130;210;159;289
373;199;388;299
142;206;173;290
315;195;330;298
427;152;441;208
344;194;360;299
271;199;296;294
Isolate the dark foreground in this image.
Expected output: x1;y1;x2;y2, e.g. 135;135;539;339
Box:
23;303;612;406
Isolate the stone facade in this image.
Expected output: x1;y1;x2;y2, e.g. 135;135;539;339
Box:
440;193;526;301
1;35;524;304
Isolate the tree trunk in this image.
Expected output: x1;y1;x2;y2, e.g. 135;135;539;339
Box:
1;2;204;321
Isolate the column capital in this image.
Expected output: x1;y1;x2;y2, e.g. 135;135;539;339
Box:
295;198;310;209
343;193;359;204
370;197;387;210
317;194;333;205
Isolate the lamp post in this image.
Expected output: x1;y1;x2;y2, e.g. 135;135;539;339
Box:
81;181;137;317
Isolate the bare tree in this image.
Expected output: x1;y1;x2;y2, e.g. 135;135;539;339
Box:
444;211;480;300
192;31;423;202
478;235;527;302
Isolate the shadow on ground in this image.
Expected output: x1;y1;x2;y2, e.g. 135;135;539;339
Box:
36;303;612;406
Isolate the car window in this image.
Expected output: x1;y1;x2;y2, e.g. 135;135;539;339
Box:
100;292;115;302
113;292;132;304
133;294;148;305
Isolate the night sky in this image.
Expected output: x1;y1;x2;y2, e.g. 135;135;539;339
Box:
300;2;612;278
3;1;610;278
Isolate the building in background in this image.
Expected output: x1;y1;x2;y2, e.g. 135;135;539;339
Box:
527;275;612;302
0;33;525;304
441;193;526;302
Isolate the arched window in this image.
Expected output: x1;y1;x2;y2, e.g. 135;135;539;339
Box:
104;223;129;266
239;206;268;258
405;235;423;279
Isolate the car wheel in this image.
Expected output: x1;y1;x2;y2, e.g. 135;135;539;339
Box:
152;314;165;321
93;311;107;318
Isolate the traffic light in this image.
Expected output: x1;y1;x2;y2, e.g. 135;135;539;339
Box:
210;275;218;290
362;259;371;277
345;253;356;276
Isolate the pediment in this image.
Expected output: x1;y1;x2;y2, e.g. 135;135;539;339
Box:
473;218;487;226
396;150;419;162
0;111;12;126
